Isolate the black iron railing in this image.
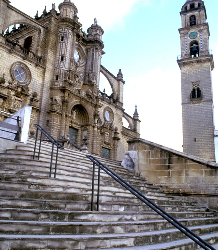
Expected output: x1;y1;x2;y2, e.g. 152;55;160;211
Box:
33;124;64;178
86;154;215;250
0;111;21;141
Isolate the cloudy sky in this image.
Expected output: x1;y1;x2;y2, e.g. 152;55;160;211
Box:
11;0;218;151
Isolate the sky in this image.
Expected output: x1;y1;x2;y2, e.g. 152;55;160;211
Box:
11;0;218;152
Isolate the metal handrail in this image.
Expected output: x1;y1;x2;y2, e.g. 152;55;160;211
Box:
33;124;64;178
86;154;215;250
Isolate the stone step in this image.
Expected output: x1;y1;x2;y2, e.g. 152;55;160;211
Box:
0;188;148;206
91;232;218;250
0;197;90;211
0;225;217;249
0;158;156;191
0;150;146;185
8;145;148;183
0;170;172;204
0;180;163;204
0;180;204;211
0;217;218;236
0;208;213;222
17;140;123;166
0;188;202;212
0;195;204;213
11;145;119;169
0;162;200;207
0;140;216;249
0;177;199;212
0;176;164;204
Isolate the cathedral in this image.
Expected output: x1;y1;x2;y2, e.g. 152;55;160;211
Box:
0;0;216;163
0;0;140;161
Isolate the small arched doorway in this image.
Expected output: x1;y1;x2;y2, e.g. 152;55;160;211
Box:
68;104;89;147
190;15;196;26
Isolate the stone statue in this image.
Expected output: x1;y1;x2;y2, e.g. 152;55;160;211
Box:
121;152;135;171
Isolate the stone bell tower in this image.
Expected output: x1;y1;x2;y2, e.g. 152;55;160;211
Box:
177;0;215;161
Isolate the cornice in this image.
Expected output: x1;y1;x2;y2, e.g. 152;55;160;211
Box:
177;55;214;70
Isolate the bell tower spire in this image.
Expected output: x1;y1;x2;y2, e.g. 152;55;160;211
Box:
178;0;215;161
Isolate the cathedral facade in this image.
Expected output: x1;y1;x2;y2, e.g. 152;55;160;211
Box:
0;0;140;161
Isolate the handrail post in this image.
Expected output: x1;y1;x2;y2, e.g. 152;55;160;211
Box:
54;147;59;178
33;128;38;159
97;166;101;211
38;131;43;160
49;144;54;178
33;124;64;179
91;162;95;211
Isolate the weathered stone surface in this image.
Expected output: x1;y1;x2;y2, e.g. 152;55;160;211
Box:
0;139;217;249
128;138;218;210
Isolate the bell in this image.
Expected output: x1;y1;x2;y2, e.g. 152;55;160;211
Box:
190;20;196;26
191;45;198;52
190;15;196;26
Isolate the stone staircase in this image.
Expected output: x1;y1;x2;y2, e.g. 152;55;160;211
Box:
0;140;217;249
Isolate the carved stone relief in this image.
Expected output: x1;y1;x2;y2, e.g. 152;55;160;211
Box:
29;92;39;108
50;97;62;112
88;70;96;85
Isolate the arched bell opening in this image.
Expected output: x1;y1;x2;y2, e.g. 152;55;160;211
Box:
190;15;196;26
190;3;195;10
190;41;199;57
68;104;90;147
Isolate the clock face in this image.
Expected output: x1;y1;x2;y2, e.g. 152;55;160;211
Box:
189;31;198;39
11;62;31;85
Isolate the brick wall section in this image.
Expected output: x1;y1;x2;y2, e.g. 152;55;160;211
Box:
128;138;218;193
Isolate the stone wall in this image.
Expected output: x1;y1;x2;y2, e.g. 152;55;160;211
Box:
179;60;215;161
128;138;218;210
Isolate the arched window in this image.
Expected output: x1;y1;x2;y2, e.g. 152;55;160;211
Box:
190;41;199;57
191;87;202;99
190;15;196;26
190;3;195;9
23;36;32;52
